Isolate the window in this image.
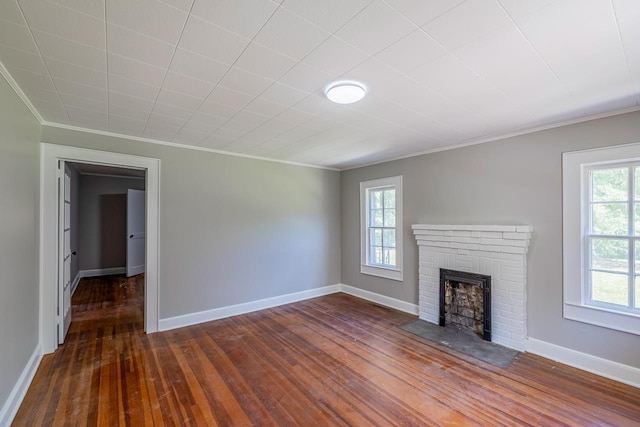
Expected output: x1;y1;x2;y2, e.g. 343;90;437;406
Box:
586;165;640;312
360;176;403;281
563;143;640;335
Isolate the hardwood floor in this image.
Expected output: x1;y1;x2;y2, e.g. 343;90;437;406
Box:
13;277;640;426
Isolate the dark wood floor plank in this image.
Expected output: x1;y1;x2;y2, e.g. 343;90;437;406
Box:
12;279;640;426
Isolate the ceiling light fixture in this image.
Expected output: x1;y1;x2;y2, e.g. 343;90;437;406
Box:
325;81;367;104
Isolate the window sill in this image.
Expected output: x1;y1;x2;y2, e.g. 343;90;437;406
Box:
361;264;403;281
564;302;640;336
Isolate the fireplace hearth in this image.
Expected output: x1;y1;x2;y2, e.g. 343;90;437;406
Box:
439;269;491;341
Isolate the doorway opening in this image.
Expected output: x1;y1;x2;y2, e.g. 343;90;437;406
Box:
41;143;160;354
62;161;147;342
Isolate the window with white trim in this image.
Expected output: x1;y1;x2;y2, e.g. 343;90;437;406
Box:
563;143;640;335
585;164;640;313
360;176;403;281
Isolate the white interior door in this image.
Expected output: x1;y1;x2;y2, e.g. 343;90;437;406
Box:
127;189;146;277
58;164;72;343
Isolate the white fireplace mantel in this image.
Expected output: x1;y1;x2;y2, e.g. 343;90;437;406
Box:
412;224;532;351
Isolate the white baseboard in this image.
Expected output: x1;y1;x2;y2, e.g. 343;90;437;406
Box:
339;284;419;315
0;345;42;427
78;267;126;278
70;272;81;296
526;337;640;389
159;284;341;331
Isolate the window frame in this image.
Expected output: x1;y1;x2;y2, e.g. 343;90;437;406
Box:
360;176;403;281
563;143;640;335
584;163;640;314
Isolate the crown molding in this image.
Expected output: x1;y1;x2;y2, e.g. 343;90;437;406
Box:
4;56;640;173
42;122;340;171
0;61;338;172
341;105;640;171
0;60;44;123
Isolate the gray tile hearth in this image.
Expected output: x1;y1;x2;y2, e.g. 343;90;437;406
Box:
401;320;520;368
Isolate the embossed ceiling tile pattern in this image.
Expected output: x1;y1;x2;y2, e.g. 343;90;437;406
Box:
0;0;638;169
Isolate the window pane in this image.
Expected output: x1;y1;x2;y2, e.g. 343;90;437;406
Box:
383;248;396;266
636;167;640;200
383;229;396;248
371;209;383;226
636;241;640;274
370;190;382;209
384;208;396;227
636;276;640;309
635;203;640;236
591;203;627;235
591;238;628;272
370;246;382;265
370;228;382;246
592;168;628;202
591;271;629;306
383;189;395;208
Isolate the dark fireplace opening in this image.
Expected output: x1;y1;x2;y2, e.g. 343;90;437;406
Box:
439;269;491;341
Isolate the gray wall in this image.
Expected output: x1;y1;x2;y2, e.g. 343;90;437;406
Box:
341;110;640;368
41;126;341;319
0;77;41;408
78;175;145;272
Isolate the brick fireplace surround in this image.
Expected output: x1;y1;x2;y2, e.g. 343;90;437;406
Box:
412;225;532;351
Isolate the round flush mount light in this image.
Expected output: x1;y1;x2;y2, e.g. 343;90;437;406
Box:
325;81;367;104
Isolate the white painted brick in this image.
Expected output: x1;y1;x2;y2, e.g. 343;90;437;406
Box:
502;323;523;333
415;235;450;242
510;312;525;321
502;232;532;240
510;291;525;301
501;266;524;276
501;246;526;254
458;249;469;255
516;226;533;233
481;238;515;246
444;230;453;236
456;243;479;250
493;280;507;291
447;254;455;266
471;231;503;238
441;248;460;254
500;260;523;269
503;273;525;283
413;229;444;236
492;322;510;335
492;311;510;322
452;230;471;237
454;259;472;268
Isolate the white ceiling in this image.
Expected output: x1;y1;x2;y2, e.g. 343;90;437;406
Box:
1;0;639;170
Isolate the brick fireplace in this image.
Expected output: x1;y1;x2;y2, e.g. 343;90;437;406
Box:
412;225;532;350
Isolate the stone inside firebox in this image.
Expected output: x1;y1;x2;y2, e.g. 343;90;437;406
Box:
445;280;484;336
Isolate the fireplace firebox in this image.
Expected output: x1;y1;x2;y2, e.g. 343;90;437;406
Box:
439;269;491;341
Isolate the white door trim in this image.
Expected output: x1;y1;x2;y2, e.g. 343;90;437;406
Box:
40;143;160;354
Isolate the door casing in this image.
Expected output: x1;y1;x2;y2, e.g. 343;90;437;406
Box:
40;143;160;354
